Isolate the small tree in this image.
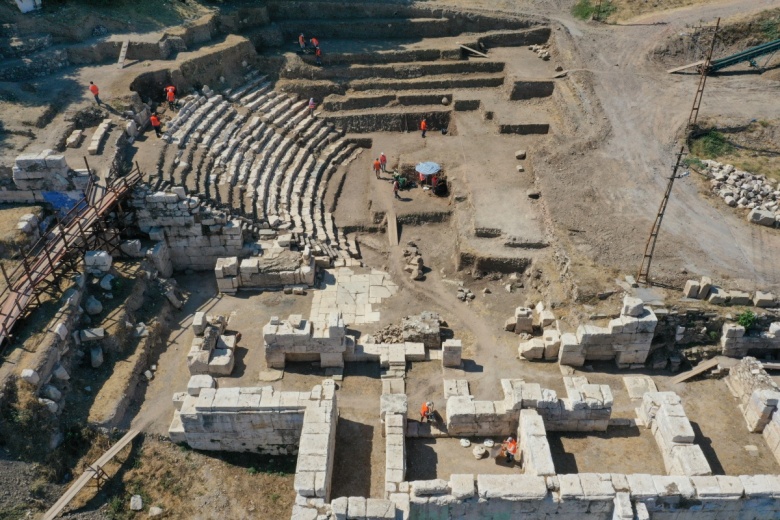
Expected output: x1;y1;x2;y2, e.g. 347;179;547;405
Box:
736;310;756;330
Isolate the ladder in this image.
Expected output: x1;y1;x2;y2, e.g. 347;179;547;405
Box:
117;40;129;69
636;18;720;285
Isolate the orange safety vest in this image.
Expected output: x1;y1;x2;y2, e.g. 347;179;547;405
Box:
299;35;305;46
150;115;160;127
421;403;429;416
315;47;322;57
311;38;319;47
165;86;176;101
420;120;428;131
89;84;99;95
506;440;518;455
373;160;381;171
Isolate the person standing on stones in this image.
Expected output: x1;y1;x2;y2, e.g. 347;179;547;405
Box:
420;117;428;138
150;113;162;138
393;178;401;200
373;158;381;180
89;81;101;105
308;97;317;117
379;152;387;173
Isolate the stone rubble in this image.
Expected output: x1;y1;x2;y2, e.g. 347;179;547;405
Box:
704;160;780;227
683;275;776;307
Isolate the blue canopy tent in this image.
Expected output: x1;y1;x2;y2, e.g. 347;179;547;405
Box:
415;162;441;176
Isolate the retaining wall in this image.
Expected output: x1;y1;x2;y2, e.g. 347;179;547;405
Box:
323;110;450;133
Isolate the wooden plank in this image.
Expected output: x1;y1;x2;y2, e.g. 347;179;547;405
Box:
670;357;720;384
666;60;705;74
117;40;129;69
459;44;488;58
387;209;398;246
43;429;140;520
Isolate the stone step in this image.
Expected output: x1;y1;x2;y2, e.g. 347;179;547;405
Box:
228;74;268;102
240;81;272;106
272;99;307;128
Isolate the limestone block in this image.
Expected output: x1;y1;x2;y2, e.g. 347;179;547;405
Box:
208;349;234;375
380;394;408;421
192;312;207;335
187;374;215;396
748;208;776;227
558;333;585;367
671;445;712;476
187;350;211;375
52;364;70;381
320;352;344;368
222;256;239;277
90;346;104;368
411;479;451;496
683;280;700;299
504;317;516;332
754;291;776;308
477;474;547;500
79;328;105;342
20;369;40;386
514;307;533;333
365;499;395;519
621;296;644;317
543;329;561;360
442;339;462;368
84;250;112;272
723;323;745;338
729;290;752;305
707;287;727;304
404;342;426;361
450;474;475;499
519;338;545;360
515;150;527;160
539;309;556;327
698;277;712;299
347;497;366;518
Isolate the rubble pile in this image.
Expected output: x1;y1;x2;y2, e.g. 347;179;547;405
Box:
402;243;425;281
529;44;550;60
704;160;780;228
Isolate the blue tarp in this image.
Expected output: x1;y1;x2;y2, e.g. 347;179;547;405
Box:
415;162;441;176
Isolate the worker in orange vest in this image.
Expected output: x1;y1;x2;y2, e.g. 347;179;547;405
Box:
89;81;101;105
164;85;176;110
420;118;428;138
150;113;162;138
315;46;323;66
299;33;306;51
311;36;319;48
373;158;381;179
502;436;518;464
420;401;434;423
379;152;387;173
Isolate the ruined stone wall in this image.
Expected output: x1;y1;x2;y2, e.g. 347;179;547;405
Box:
400;473;780;520
720;322;780;358
637;392;712;476
446;376;613;436
263;313;350;369
130;185;247;271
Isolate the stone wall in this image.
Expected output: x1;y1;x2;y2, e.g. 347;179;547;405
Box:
400;472;780;519
130;185;247;271
558;296;658;368
169;380;335;458
637;392;712;476
446;376;613;436
263;313;351;369
12;149;87;192
720;322;780;357
725;357;780;436
518;409;555;477
214;247;315;293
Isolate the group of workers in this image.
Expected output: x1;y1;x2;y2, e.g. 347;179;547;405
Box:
299;33;323;66
89;80;176;138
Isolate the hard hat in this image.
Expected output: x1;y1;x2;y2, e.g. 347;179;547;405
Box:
427;401;433;407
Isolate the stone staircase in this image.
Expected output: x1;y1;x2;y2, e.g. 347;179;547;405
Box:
155;70;362;259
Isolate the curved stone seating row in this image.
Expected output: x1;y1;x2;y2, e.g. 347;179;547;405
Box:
155;73;358;256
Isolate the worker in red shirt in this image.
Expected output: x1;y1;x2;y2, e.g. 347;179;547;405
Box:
420;401;434;423
164;85;176;110
315;46;323;66
502;436;518;464
89;81;101;105
420;118;428;138
310;37;319;48
299;33;306;51
373;158;381;180
150;113;162;138
379;152;387;172
308;97;317;117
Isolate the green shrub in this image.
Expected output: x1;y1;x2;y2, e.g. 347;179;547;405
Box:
691;130;734;158
572;0;616;21
736;310;756;330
